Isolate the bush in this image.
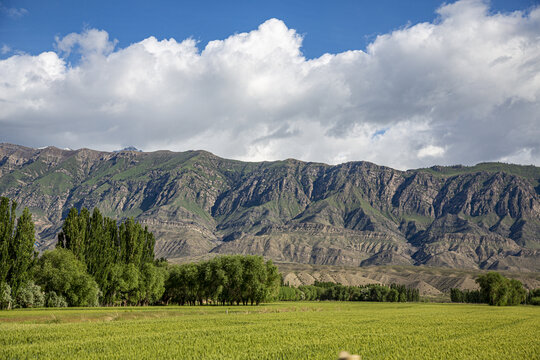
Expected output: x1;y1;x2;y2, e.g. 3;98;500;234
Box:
0;282;12;310
45;291;68;308
15;281;44;308
279;286;303;301
279;282;419;302
526;288;540;305
450;288;483;303
529;297;540;306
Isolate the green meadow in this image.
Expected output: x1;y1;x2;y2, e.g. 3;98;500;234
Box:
1;302;538;359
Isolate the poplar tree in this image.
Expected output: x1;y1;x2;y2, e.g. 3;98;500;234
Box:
8;208;35;297
0;197;36;300
0;197;16;284
57;206;162;305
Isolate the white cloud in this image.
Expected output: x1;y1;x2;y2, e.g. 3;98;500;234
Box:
0;4;28;18
1;44;10;54
418;145;445;158
0;0;539;170
55;28;118;58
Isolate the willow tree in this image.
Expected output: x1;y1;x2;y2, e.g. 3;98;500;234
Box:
164;255;281;306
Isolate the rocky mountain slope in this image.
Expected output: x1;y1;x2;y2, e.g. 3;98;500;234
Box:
1;143;539;272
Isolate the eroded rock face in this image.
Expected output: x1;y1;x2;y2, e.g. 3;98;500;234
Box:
1;143;539;271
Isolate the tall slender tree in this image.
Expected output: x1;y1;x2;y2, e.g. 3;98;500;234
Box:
57;207;161;305
8;208;35;297
0;197;36;300
0;197;16;284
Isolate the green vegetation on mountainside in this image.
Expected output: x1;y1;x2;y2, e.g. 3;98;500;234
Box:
0;144;539;271
417;162;540;182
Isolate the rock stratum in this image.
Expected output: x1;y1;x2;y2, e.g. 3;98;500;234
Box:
1;143;539;272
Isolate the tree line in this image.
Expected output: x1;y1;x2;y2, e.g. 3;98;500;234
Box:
279;281;420;302
450;272;539;306
163;255;280;306
0;197;281;309
0;198;167;309
3;196;539;309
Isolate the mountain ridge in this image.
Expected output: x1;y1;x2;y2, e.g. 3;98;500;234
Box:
0;143;539;272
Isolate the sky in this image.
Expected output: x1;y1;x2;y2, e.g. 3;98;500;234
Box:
0;0;539;169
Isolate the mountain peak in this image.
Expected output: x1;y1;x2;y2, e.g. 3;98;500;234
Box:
114;146;142;153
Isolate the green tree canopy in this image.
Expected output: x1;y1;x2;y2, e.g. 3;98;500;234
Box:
475;272;526;306
33;248;99;307
57;207;160;305
15;281;44;308
164;255;280;306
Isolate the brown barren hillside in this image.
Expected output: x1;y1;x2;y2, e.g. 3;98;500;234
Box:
277;263;540;298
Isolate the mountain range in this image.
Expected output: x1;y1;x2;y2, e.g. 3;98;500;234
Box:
1;143;539;272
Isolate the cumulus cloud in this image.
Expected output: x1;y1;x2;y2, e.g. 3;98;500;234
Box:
418;145;446;159
0;0;539;169
55;29;118;58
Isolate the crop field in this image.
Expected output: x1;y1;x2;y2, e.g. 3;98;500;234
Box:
0;302;538;359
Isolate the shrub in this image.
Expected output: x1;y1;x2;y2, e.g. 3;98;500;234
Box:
0;282;12;310
15;281;44;308
529;297;540;306
45;291;68;308
279;286;303;301
526;288;540;305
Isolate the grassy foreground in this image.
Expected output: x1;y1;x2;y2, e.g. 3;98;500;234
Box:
0;302;538;359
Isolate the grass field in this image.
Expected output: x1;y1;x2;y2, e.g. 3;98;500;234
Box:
0;302;538;359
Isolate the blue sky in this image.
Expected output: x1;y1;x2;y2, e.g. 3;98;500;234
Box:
1;0;537;59
0;0;539;169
